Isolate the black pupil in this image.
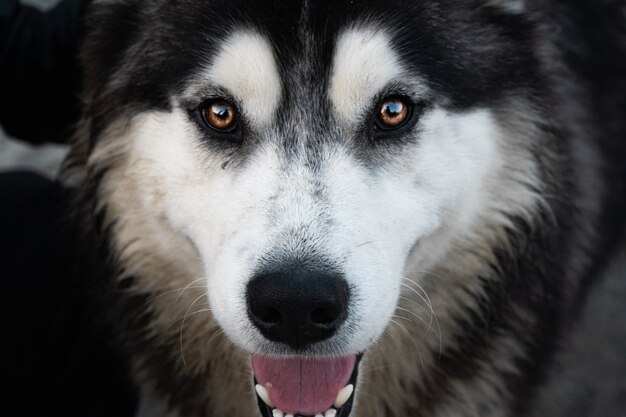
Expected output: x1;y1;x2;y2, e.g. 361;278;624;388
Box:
383;101;403;118
213;103;230;120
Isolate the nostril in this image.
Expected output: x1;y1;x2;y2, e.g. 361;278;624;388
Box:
310;306;340;326
257;306;282;325
247;267;350;348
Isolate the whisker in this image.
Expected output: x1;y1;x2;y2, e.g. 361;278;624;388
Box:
400;278;443;356
147;277;206;303
401;279;433;309
147;284;206;303
179;293;209;366
175;278;207;304
389;319;426;371
398;295;431;314
389;319;419;349
353;240;381;249
395;306;438;338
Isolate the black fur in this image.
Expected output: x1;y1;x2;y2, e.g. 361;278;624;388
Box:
63;0;626;416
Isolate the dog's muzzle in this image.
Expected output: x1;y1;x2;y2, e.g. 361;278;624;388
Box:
246;266;360;417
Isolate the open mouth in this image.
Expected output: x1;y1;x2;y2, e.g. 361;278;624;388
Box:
252;354;362;417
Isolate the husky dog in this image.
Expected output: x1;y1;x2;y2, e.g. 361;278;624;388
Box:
63;0;626;416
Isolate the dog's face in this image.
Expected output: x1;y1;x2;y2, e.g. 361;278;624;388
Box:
77;1;544;415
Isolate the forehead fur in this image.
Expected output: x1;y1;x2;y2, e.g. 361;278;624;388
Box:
208;31;282;128
330;27;403;124
79;0;539;145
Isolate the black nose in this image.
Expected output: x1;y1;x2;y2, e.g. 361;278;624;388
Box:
246;267;350;350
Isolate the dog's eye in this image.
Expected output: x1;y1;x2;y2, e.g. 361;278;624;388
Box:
201;99;238;132
375;97;411;130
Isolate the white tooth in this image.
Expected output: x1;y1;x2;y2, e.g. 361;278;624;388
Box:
333;384;354;408
255;384;275;408
315;415;323;417
285;415;294;417
272;410;284;417
325;409;337;417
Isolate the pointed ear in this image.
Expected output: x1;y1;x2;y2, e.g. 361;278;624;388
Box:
482;0;526;14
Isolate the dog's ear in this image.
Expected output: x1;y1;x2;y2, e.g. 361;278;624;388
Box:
481;0;526;14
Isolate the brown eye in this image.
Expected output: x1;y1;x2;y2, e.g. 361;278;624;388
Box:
202;99;237;131
376;97;410;129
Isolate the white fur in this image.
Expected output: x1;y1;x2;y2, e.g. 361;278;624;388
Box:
86;24;544;417
91;102;519;357
207;31;282;128
330;27;415;124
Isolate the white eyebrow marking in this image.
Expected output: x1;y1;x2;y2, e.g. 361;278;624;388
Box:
209;30;282;128
330;27;404;124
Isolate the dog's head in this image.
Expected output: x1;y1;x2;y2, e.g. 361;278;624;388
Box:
70;0;551;415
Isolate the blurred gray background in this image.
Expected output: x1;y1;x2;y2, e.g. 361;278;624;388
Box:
0;0;66;178
0;126;67;177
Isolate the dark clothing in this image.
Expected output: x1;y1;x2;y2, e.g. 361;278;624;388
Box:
0;172;137;417
1;4;136;413
0;0;87;144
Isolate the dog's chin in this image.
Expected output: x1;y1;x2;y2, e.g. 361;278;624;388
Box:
252;353;363;417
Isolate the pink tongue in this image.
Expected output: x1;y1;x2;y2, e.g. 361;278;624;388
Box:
252;355;356;415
